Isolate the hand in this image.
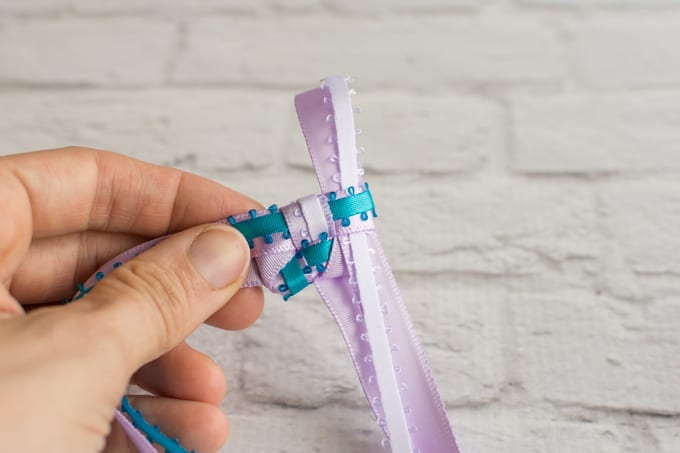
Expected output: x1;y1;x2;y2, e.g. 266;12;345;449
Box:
0;147;264;452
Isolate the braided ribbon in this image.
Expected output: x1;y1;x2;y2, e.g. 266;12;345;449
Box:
73;77;459;453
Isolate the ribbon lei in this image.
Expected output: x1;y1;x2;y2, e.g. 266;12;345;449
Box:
72;76;460;453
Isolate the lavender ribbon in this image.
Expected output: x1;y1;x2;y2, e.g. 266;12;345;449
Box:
74;77;459;453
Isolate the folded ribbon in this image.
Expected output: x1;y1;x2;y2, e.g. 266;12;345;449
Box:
72;76;460;453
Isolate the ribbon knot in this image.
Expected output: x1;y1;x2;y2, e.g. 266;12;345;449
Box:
230;183;377;300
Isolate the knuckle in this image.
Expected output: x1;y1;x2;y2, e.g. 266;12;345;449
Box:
107;260;191;351
62;145;99;160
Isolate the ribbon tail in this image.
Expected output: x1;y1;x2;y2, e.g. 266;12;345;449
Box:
114;409;157;453
313;269;388;428
366;233;460;453
315;231;460;453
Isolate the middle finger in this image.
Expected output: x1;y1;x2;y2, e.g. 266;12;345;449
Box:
133;341;226;405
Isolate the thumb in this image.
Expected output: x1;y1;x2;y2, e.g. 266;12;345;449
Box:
79;224;250;374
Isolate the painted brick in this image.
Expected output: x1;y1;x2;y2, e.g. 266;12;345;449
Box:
0;90;288;171
511;93;680;174
454;408;625;453
0;19;174;86
326;0;476;13
285;93;499;174
569;21;680;89
598;182;680;300
216;170;321;210
0;0;320;15
513;292;680;413
238;293;364;408
648;418;680;453
173;17;565;89
521;0;680;7
403;279;507;405
226;408;381;453
371;176;599;274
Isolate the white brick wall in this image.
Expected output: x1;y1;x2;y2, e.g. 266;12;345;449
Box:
172;16;565;89
512;93;680;173
1;1;679;452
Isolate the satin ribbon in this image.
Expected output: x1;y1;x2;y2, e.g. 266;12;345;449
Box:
72;77;459;453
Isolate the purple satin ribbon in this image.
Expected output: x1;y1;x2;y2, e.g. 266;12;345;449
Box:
75;77;459;453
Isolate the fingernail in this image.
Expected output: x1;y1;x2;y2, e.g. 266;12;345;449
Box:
188;227;249;289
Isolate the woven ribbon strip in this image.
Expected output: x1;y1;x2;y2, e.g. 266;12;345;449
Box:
72;77;459;453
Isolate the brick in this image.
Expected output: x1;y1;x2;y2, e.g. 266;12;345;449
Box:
454;407;624;453
569;21;680;89
238;293;364;408
0;19;174;86
218;170;320;209
228;406;627;453
511;93;680;174
648;418;680;452
599;182;680;300
285;93;498;174
512;292;680;413
326;0;476;13
0;90;288;171
227;409;381;453
521;0;680;7
601;182;680;275
402;278;506;405
371;176;599;274
0;0;82;13
0;0;320;14
173;17;565;89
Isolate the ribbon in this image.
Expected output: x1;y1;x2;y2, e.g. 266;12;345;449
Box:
72;76;459;453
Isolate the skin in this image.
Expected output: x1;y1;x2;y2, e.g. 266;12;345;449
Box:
0;147;265;452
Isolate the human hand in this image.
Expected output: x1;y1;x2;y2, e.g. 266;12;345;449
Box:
0;147;264;452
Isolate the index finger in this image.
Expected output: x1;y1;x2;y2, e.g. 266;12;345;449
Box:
0;146;262;239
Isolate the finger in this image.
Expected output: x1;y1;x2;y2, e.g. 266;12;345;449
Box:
0;162;32;284
10;231;145;304
206;286;264;331
11;232;266;330
133;342;226;405
0;286;23;318
73;223;249;375
20;287;265;331
0;145;262;244
13;229;263;328
105;396;228;453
